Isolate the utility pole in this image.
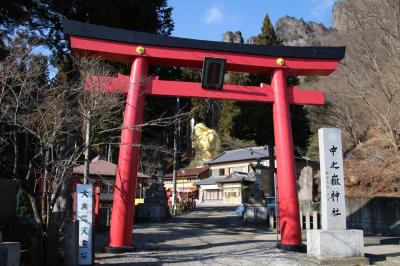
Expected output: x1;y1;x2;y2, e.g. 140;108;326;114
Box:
171;97;180;214
171;131;177;214
83;110;91;184
177;97;181;160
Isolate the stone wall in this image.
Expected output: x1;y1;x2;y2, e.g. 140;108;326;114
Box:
297;197;400;235
346;197;400;236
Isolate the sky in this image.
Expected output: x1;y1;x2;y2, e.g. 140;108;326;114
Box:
167;0;336;41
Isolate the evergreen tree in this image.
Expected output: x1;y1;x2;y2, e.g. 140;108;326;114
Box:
0;0;174;52
218;101;241;137
257;14;282;46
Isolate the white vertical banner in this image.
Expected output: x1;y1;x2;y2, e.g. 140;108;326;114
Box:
76;184;93;265
318;128;346;230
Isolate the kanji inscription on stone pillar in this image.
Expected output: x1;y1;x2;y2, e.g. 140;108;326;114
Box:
318;128;346;230
76;184;94;265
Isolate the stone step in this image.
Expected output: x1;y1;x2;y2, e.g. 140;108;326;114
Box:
365;237;400;246
373;261;400;266
381;238;400;245
305;256;370;265
386;256;400;263
366;253;387;264
366;250;400;265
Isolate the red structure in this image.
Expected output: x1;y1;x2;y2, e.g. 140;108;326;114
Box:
64;19;345;251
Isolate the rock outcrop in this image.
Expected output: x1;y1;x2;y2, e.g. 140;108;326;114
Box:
332;1;351;32
222;31;244;44
247;36;258;45
275;16;330;46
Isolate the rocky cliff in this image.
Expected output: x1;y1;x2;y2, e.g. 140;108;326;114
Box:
332;1;350;32
223;15;333;46
275;16;331;46
223;1;360;46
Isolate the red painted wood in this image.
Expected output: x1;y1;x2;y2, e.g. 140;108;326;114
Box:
272;69;302;246
148;79;273;102
71;36;339;76
109;57;148;248
86;74;129;93
86;75;325;105
288;86;325;105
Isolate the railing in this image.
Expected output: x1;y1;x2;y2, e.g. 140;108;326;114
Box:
300;211;321;230
266;211;321;230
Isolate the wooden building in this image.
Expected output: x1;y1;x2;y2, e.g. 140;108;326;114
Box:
196;172;255;205
163;166;209;193
206;146;272;176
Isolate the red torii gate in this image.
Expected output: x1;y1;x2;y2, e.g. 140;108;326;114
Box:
63;19;345;252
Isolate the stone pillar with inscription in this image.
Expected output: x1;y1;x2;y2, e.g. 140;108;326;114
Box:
76;184;94;265
307;128;364;261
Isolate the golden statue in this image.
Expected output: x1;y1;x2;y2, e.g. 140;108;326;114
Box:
191;123;221;167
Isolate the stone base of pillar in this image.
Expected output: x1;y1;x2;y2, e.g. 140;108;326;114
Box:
105;245;136;254
307;229;364;259
0;242;20;266
276;242;306;253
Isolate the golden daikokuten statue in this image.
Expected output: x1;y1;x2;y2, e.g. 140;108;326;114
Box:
191;123;221;167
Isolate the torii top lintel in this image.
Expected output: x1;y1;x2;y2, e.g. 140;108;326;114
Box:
63;19;345;76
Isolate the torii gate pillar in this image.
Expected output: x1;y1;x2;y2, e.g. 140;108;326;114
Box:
108;57;148;250
272;69;302;248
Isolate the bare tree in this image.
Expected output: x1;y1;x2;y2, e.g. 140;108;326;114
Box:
338;0;400;150
0;38;124;228
307;0;400;153
0;37;206;233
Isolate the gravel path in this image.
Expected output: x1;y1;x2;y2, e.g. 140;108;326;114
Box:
95;205;316;265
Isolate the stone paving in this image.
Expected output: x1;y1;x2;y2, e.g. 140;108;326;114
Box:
95;205;319;265
94;205;400;265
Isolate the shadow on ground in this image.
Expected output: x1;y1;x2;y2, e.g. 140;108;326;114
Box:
95;206;305;266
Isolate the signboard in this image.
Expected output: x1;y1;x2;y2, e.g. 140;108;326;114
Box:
318;128;346;230
76;184;93;265
201;57;226;89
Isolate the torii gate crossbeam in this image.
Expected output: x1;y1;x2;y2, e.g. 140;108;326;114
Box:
64;19;345;252
86;74;325;105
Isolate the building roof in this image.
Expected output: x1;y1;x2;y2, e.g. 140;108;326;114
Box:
206;146;271;165
164;167;209;179
195;176;225;186
63;19;345;60
196;172;255;186
72;159;150;178
219;172;255;183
